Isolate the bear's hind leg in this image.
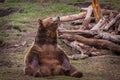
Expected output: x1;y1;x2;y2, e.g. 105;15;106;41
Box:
52;65;65;75
24;66;33;76
69;65;83;78
31;55;41;77
24;55;41;77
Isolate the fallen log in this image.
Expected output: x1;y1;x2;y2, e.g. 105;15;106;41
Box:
59;29;120;43
57;12;87;22
95;32;120;43
118;24;120;32
100;12;115;31
62;40;101;59
71;17;95;25
77;41;101;56
62;40;100;56
61;40;88;59
80;5;93;30
91;17;106;30
71;19;83;25
59;34;120;52
81;7;90;11
104;13;120;31
75;41;101;56
62;40;83;53
108;19;120;35
81;8;119;15
58;29;97;37
102;9;119;15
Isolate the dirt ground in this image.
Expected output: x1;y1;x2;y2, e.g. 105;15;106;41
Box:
0;1;120;80
0;19;120;80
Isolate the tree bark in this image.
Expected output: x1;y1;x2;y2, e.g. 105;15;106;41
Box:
62;40;83;53
76;43;101;56
58;29;97;37
71;17;95;25
79;5;93;30
91;17;106;30
62;40;101;59
54;12;87;22
81;8;119;15
59;29;120;43
92;0;103;22
71;19;84;25
59;34;120;52
102;9;119;15
118;24;120;32
95;32;120;43
104;13;120;31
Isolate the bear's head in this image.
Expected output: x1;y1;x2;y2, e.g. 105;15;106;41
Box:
35;17;60;45
38;17;60;31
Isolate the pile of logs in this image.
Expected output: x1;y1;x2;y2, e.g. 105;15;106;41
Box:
57;2;120;59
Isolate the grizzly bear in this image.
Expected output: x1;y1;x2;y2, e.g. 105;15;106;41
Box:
24;17;83;77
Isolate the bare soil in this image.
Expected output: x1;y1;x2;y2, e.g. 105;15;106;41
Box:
0;2;120;79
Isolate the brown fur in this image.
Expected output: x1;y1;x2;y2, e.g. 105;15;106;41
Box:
24;17;83;77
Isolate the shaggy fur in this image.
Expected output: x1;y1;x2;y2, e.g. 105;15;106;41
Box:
24;17;83;77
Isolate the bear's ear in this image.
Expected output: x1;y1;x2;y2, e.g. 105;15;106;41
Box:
38;19;42;25
38;19;44;29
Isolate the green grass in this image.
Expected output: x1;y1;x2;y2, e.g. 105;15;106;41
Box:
0;2;80;28
0;1;120;80
0;31;9;42
99;0;120;10
0;0;119;43
0;2;80;44
0;56;120;80
5;0;85;3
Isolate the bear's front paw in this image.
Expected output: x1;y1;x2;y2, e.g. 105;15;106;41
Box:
71;71;83;78
24;67;33;76
33;71;41;77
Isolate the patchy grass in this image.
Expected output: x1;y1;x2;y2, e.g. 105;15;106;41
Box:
99;0;120;10
5;0;85;3
0;0;120;80
0;55;120;80
0;2;81;79
71;56;120;80
0;2;80;43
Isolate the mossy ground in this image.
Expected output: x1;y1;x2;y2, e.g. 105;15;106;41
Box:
0;0;120;80
0;55;120;80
